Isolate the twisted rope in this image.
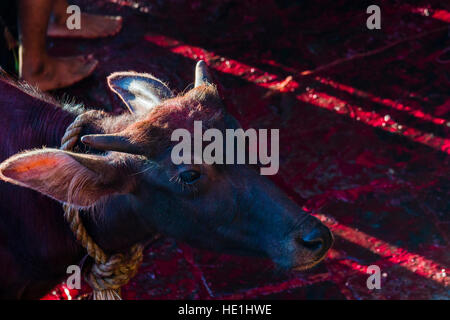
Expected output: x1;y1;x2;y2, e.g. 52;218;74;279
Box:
61;111;144;300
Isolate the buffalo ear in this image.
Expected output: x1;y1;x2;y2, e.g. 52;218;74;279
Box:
0;149;126;207
108;71;174;114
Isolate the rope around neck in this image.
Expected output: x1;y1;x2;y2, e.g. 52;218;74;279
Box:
60;110;144;300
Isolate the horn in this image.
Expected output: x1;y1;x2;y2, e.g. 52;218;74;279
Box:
81;134;141;154
195;60;213;87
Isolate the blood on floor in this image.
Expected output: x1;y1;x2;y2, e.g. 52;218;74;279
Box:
43;0;449;300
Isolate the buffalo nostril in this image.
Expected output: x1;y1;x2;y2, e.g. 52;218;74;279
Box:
297;227;327;253
298;236;323;252
299;238;323;252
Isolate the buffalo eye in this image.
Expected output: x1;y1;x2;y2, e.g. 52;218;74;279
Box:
179;170;201;184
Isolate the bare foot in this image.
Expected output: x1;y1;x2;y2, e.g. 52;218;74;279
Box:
21;55;98;91
47;13;122;39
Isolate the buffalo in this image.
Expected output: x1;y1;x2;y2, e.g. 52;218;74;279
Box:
0;61;333;299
